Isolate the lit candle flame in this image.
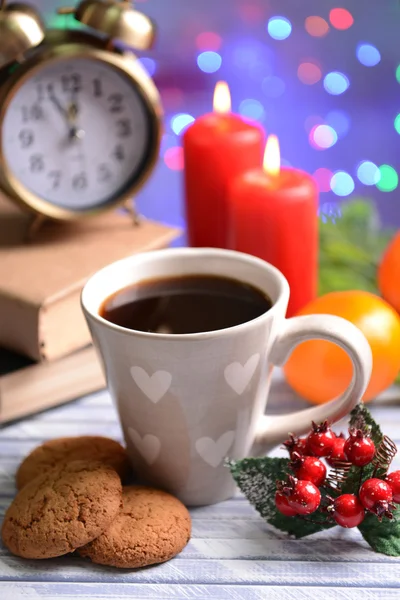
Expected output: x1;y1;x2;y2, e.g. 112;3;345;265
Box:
213;81;231;114
263;135;280;177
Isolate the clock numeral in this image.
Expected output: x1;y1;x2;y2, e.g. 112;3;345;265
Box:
19;129;34;149
113;144;125;162
72;172;88;191
116;119;132;138
108;93;124;114
22;104;44;122
62;73;82;94
36;83;45;102
48;170;62;190
93;78;103;98
29;154;45;173
98;164;112;182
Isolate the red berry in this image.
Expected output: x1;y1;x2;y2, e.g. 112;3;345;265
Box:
386;470;400;503
326;436;346;467
359;478;393;517
283;434;308;456
333;494;365;528
344;429;375;466
275;491;298;516
306;421;335;457
295;456;327;487
287;479;321;515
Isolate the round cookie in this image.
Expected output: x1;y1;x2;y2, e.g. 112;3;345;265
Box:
2;460;122;559
78;486;191;568
16;436;130;489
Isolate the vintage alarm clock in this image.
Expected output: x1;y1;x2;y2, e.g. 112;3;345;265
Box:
0;0;162;222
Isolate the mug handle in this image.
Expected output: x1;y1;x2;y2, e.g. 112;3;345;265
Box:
252;314;373;456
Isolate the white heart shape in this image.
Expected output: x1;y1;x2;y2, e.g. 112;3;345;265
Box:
195;431;235;468
224;353;260;395
128;428;161;465
130;366;172;403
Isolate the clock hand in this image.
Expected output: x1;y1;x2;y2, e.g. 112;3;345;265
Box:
48;84;68;120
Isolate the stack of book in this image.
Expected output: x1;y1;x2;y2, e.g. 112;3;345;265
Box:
0;200;180;423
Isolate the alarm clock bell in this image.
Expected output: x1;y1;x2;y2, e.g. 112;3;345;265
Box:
59;0;155;50
0;2;45;69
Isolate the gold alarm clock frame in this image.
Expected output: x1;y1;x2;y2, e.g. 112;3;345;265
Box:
0;29;163;221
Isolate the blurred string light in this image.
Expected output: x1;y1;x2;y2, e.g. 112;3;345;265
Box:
313;168;333;192
309;124;338;150
304;115;324;133
396;65;400;83
297;62;322;85
305;16;329;38
170;113;195;135
267;16;292;40
138;57;156;76
329;8;354;30
395;114;400;134
239;99;265;121
262;75;285;98
357;161;380;185
197;51;222;73
331;171;355;196
164;147;184;171
195;31;222;51
325;110;350;137
323;71;350;95
356;43;381;67
376;165;398;192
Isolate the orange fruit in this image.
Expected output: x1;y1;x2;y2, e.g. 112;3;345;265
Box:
378;231;400;314
283;290;400;404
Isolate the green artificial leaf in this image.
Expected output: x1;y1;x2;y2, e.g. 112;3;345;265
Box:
358;508;400;557
349;402;384;446
229;457;335;538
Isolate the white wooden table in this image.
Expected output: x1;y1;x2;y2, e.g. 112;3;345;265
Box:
1;372;400;600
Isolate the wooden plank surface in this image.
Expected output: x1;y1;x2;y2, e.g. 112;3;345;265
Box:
1;372;400;600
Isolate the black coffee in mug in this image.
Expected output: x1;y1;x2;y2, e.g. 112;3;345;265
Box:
99;274;272;334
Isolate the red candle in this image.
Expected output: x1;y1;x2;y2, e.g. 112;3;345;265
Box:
183;82;264;248
228;135;318;317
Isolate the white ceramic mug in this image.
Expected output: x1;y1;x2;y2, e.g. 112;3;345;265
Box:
81;248;372;506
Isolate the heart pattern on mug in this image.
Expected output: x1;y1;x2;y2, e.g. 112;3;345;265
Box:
195;431;235;468
130;366;172;403
224;353;260;395
128;427;161;465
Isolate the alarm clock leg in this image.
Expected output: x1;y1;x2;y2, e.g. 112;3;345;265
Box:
124;198;140;227
25;214;46;242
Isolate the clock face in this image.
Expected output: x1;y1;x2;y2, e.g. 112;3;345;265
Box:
1;57;155;211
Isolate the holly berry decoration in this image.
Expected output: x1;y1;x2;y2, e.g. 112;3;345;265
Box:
386;470;400;502
276;475;321;515
359;478;396;520
229;403;400;557
326;435;346;467
275;491;298;517
344;428;375;466
282;434;308;457
330;494;365;528
306;421;335;457
290;452;327;487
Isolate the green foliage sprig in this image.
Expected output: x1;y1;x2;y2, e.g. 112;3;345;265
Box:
229;404;400;556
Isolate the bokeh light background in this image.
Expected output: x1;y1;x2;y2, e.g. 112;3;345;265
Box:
40;0;400;230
